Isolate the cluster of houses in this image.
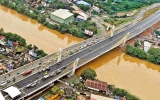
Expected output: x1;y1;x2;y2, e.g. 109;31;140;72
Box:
0;35;38;75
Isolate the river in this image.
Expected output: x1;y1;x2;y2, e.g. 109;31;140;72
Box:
0;5;83;54
0;5;160;100
76;48;160;100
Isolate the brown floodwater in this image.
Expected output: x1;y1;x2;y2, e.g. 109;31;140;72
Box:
76;48;160;100
0;5;83;54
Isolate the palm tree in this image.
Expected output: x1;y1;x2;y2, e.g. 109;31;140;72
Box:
0;28;4;35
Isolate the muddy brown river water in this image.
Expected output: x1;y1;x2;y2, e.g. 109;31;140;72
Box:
0;5;160;100
0;5;83;54
76;48;160;100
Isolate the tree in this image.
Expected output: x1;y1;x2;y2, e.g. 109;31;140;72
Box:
73;13;78;18
134;40;139;47
80;68;97;80
148;48;160;56
0;28;4;34
26;44;32;50
0;54;4;59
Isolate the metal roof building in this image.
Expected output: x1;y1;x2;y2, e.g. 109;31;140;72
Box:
0;92;5;100
50;9;74;24
76;1;91;6
3;86;21;99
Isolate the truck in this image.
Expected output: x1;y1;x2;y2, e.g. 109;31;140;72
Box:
23;70;32;76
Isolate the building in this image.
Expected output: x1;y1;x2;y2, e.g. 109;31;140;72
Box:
0;92;5;100
93;6;100;13
0;36;5;45
29;50;37;58
76;15;87;21
91;94;115;100
73;10;88;21
143;41;152;52
60;0;70;4
13;41;19;47
50;9;74;24
84;30;94;36
76;1;91;7
84;79;108;92
3;86;21;99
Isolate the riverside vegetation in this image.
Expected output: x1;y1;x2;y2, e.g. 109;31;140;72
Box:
126;42;160;65
81;68;139;100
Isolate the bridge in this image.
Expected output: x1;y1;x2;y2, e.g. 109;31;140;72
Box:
0;10;160;100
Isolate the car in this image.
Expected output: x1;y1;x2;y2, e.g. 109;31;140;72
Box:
46;67;50;71
83;45;87;48
38;71;41;74
42;68;46;72
89;48;92;51
56;69;61;74
37;65;40;68
79;47;83;50
26;83;32;88
0;81;7;86
50;72;56;77
44;71;48;76
30;82;37;87
12;77;16;82
7;80;10;83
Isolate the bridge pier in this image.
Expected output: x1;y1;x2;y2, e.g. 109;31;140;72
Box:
57;48;62;63
67;58;79;77
110;25;115;37
106;25;109;31
120;33;130;47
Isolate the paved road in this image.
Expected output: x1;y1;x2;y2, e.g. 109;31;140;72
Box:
115;3;160;33
3;10;159;100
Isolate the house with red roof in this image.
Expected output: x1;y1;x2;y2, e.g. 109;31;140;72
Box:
84;79;108;92
0;36;5;45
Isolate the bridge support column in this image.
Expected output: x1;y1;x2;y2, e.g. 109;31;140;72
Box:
57;48;62;63
106;25;109;31
67;58;79;77
120;33;130;47
110;25;115;37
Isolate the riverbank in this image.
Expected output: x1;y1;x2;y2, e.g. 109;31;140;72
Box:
0;5;83;54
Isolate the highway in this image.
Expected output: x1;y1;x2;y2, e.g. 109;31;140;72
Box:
2;10;160;100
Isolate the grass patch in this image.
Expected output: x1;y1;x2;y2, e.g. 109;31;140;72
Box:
42;91;53;100
68;77;78;84
0;54;4;59
97;28;102;34
104;17;134;26
142;6;160;20
16;46;25;52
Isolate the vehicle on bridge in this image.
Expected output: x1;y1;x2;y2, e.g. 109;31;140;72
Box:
0;81;7;87
56;69;61;74
23;70;32;76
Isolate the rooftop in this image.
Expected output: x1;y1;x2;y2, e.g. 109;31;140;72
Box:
3;86;21;99
84;79;107;91
51;9;73;19
144;41;152;47
0;36;5;40
91;94;115;100
76;1;91;6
